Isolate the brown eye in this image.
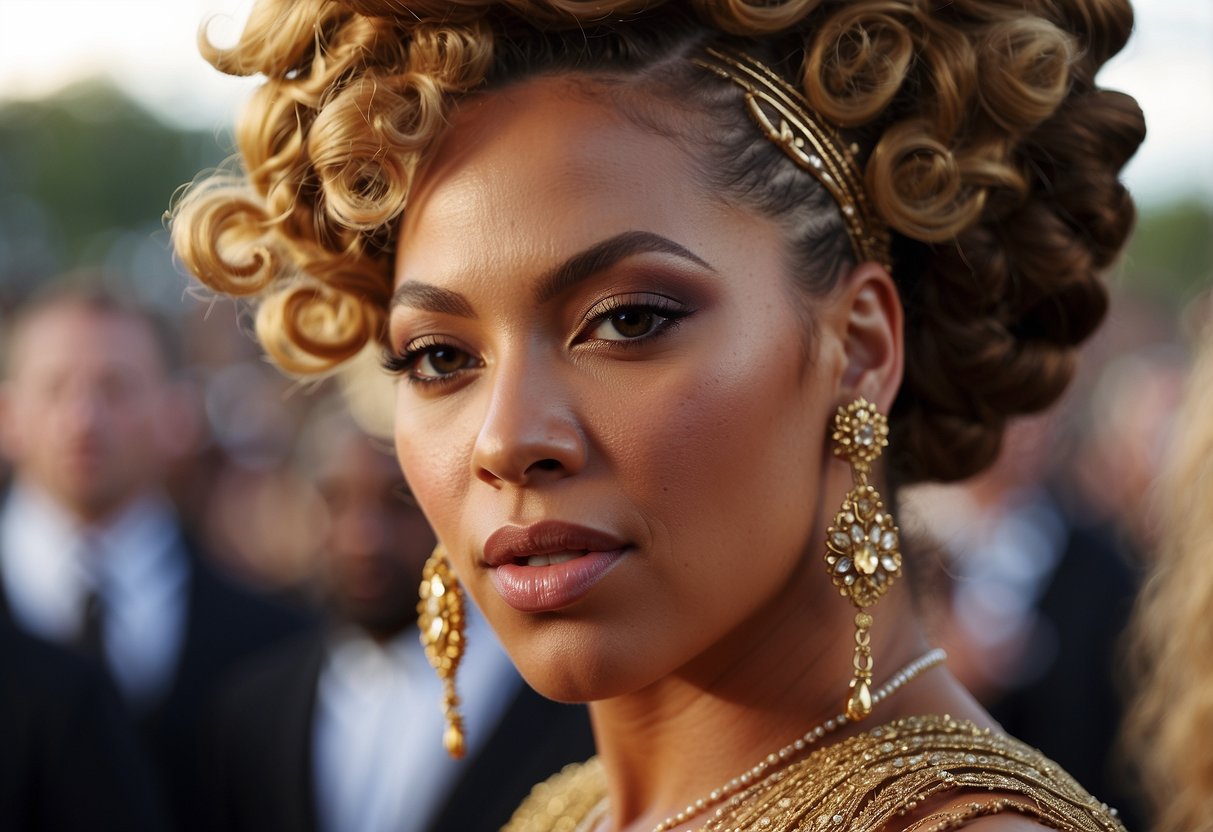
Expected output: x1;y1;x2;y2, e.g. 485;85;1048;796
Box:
417;346;473;378
591;308;662;341
384;336;483;386
611;310;657;339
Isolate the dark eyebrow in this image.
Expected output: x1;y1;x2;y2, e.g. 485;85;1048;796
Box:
534;231;714;305
391;231;713;315
390;283;476;318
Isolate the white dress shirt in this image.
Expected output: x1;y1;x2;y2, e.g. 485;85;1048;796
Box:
940;485;1067;685
0;480;189;706
311;609;520;832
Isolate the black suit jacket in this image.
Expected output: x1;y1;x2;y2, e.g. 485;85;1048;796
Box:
0;541;314;832
144;553;315;832
0;616;168;831
988;518;1144;830
208;629;596;832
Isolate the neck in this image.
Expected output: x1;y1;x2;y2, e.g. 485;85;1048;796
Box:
587;556;932;832
17;477;141;532
360;621;414;646
337;608;418;645
73;497;141;531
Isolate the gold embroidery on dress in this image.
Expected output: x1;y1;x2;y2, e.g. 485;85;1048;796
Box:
503;715;1125;832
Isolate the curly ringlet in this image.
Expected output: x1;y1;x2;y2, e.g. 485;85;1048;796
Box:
171;0;1144;484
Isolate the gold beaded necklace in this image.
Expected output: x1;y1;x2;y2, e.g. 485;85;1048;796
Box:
579;648;947;832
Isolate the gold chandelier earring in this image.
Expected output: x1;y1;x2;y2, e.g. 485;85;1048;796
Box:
417;545;467;758
824;398;902;722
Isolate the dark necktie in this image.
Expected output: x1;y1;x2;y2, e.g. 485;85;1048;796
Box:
76;585;108;663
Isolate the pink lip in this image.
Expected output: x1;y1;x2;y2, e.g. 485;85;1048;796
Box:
483;521;628;612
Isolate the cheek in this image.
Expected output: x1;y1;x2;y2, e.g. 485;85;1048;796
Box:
610;327;824;556
394;395;474;552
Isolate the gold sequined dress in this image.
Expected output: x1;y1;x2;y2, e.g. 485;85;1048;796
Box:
503;715;1126;832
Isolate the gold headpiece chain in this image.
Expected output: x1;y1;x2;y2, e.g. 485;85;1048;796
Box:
692;47;892;272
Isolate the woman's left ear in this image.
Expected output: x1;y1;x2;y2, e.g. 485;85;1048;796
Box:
829;261;903;413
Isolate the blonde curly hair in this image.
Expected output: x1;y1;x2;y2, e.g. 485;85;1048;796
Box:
171;0;1144;485
1126;320;1213;832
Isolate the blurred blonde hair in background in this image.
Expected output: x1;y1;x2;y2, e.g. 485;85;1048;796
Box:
1127;296;1213;832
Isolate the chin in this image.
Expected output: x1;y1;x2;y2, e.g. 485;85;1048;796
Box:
349;607;417;640
69;489;126;522
500;616;667;704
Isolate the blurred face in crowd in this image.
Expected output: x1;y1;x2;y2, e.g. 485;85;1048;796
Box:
0;301;178;523
315;430;437;641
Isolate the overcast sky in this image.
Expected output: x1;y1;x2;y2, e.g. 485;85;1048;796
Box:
1;0;1210;206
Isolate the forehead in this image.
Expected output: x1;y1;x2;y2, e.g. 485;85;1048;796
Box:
396;75;722;287
7;302;166;379
316;431;402;486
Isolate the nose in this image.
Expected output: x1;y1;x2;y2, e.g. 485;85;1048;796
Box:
62;383;107;435
471;358;587;489
334;507;385;561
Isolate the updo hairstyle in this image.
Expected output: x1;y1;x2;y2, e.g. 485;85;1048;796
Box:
171;0;1145;485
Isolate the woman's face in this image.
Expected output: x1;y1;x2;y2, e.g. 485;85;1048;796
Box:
391;76;851;701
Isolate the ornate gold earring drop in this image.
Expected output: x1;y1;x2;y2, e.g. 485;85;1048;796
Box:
824;398;902;721
417;545;467;758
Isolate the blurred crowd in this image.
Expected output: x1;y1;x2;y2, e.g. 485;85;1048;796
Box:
0;60;1209;832
0;270;1204;831
904;288;1205;831
0;283;594;832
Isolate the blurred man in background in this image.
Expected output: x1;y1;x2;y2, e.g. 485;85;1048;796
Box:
208;405;595;832
0;284;310;831
0;613;167;831
912;415;1144;828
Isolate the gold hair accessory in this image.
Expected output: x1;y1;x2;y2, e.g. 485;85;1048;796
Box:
693;47;892;272
825;398;902;721
417;545;467;758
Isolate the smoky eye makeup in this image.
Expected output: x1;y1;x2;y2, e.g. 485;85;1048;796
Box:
384;253;717;384
381;330;482;388
574;292;695;346
569;256;721;341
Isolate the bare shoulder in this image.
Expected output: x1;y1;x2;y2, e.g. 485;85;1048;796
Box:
891;796;1091;832
891;813;1062;832
953;816;1057;832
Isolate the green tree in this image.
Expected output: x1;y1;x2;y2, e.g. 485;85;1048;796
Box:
1115;199;1213;303
0;80;229;301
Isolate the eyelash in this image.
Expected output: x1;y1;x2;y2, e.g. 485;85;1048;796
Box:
384;294;693;387
381;335;476;388
578;294;691;347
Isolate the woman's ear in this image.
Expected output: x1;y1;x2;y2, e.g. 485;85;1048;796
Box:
831;261;904;413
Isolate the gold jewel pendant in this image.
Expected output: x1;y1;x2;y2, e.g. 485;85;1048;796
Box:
418;545;467;758
825;398;901;720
